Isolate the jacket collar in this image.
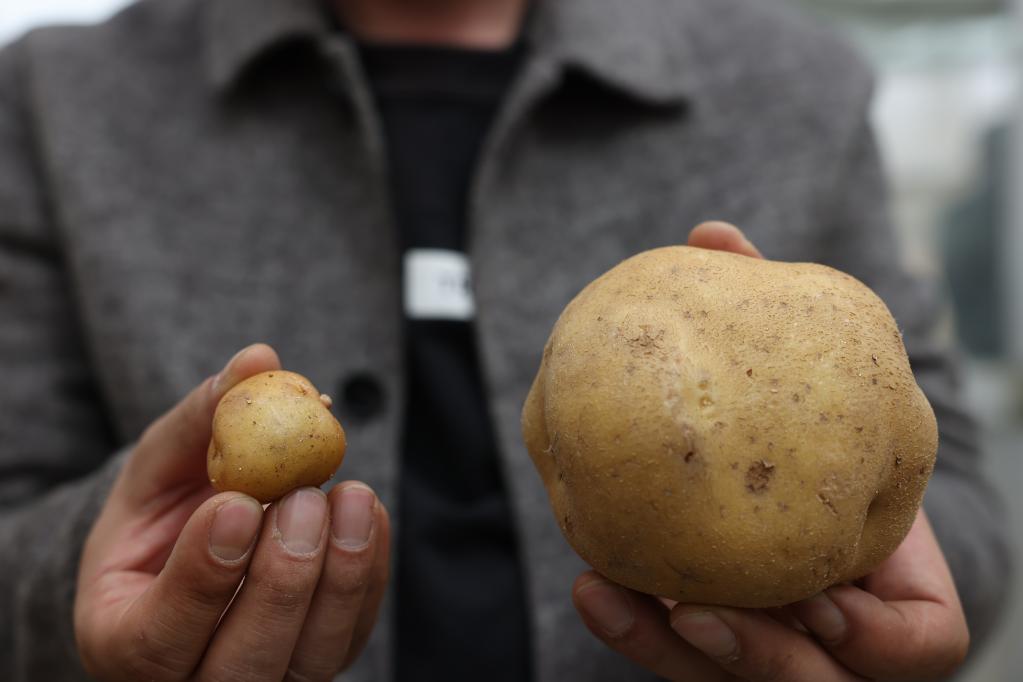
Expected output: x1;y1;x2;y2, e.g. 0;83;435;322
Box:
202;0;698;104
528;0;699;104
203;0;327;91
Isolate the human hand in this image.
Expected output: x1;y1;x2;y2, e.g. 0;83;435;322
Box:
573;509;967;681
74;344;390;682
570;222;969;681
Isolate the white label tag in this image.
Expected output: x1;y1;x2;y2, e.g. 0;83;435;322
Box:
404;249;476;321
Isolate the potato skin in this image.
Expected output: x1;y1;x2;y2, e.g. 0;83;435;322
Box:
208;370;346;503
522;246;937;607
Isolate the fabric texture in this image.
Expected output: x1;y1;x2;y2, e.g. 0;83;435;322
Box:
0;0;1012;679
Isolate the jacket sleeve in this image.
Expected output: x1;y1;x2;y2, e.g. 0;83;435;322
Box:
816;100;1014;650
0;37;127;681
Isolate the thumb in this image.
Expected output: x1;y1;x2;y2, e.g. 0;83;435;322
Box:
687;221;764;259
118;343;281;508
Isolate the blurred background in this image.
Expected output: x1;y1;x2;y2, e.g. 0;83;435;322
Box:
788;2;1023;679
1;0;1020;679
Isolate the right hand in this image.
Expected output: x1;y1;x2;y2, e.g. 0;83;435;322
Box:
74;344;391;682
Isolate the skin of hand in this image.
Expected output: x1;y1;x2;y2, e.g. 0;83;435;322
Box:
572;222;970;682
74;344;390;682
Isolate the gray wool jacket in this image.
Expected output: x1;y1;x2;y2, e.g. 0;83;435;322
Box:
0;0;1012;679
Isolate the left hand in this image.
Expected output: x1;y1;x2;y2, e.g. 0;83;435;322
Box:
571;222;969;681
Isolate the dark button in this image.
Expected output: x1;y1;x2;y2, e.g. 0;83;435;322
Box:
339;373;386;422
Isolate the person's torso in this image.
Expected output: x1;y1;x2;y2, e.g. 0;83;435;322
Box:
9;0;875;677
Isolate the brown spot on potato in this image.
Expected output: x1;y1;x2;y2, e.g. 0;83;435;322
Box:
745;460;775;493
627;325;665;355
817;493;838;515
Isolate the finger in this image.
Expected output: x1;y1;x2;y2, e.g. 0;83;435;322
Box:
791;586;968;681
573;572;727;681
670;603;866;682
687;221;763;259
342;496;392;670
860;509;962;603
197;487;328;681
287;483;383;680
792;512;969;680
122;343;281;507
85;493;263;681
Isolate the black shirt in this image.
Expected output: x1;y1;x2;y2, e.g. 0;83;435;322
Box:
358;43;532;681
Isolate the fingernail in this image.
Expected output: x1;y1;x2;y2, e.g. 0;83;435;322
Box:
276;488;327;555
576;580;634;637
331;485;376;550
800;590;847;644
212;346;250;395
672;609;739;661
210;497;263;562
211;351;241;394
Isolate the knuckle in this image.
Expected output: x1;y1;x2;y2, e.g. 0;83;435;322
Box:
632;636;675;674
322;557;373;602
121;623;189;682
606;619;662;666
931;625;971;678
173;564;243;614
253;569;318;611
756;650;800;682
897;608;971;680
76;614;182;682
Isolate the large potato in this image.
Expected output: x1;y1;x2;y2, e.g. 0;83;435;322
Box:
208;370;346;503
521;246;937;607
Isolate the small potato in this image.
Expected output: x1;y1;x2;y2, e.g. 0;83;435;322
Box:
208;370;346;503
